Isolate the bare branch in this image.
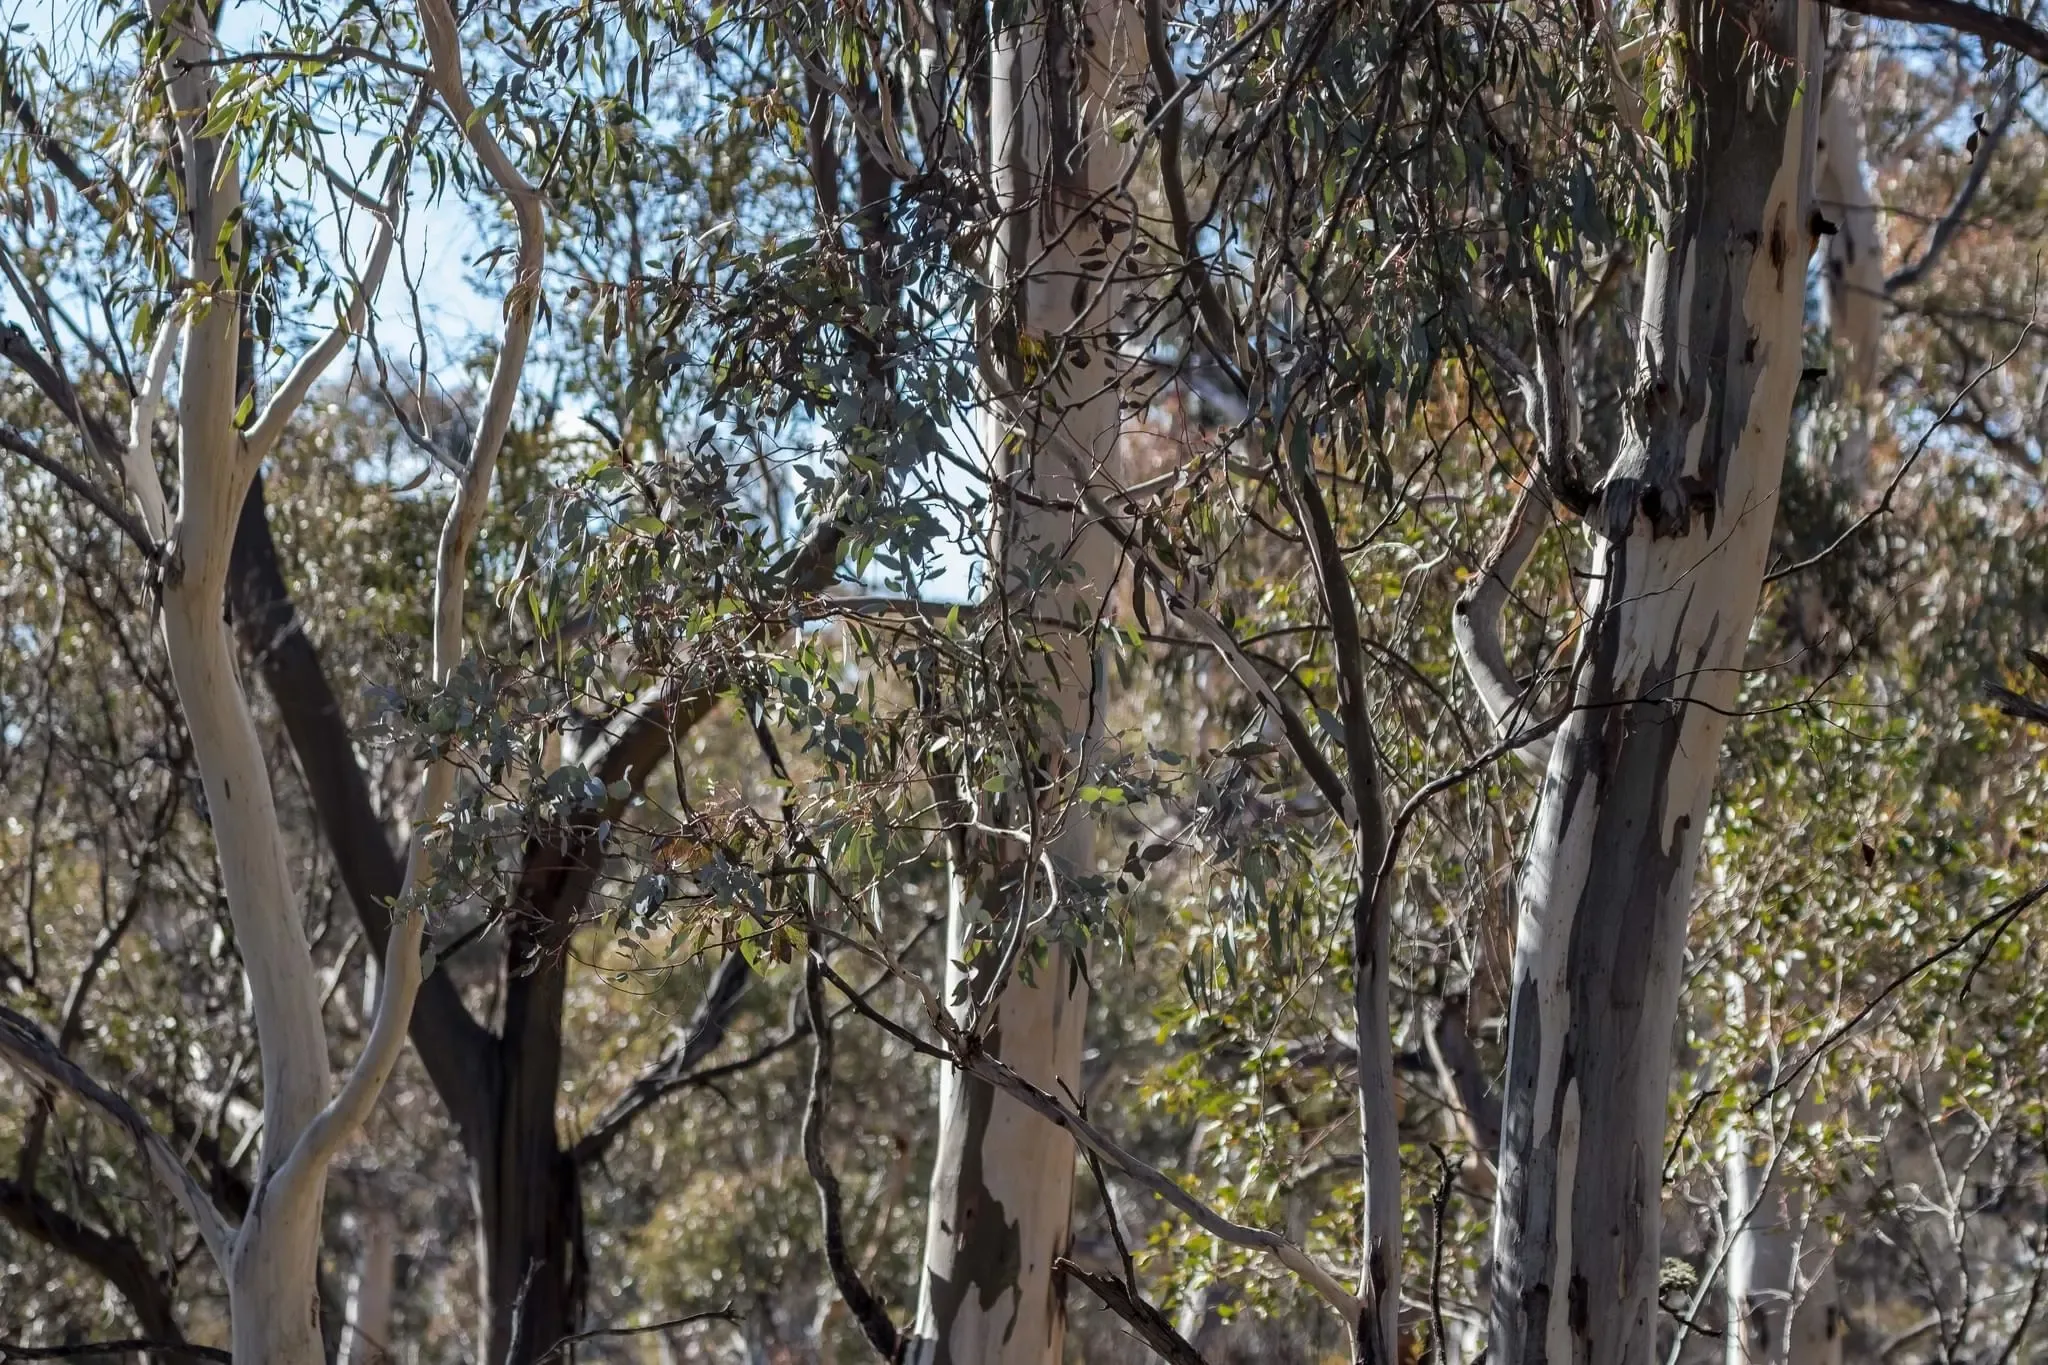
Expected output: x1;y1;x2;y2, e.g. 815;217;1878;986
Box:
0;1004;234;1271
123;315;178;544
572;951;753;1166
0;51;120;222
1055;1259;1213;1365
242;89;431;466
801;956;901;1361
533;1308;739;1364
1830;0;2048;74
1023;419;1357;823
0;324;122;465
0;425;153;552
1767;323;2031;583
953;1045;1365;1327
0;1341;229;1363
1451;476;1557;769
1885;87;2016;296
0;1179;182;1343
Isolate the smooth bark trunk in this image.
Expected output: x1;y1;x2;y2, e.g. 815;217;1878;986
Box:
478;936;583;1365
909;0;1128;1358
1724;1129;1842;1365
1488;4;1822;1362
340;1204;399;1365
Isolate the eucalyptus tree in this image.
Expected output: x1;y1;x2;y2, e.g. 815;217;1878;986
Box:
0;0;542;1354
10;0;2048;1358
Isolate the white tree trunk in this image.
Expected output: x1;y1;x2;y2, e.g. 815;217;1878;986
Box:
1724;1130;1842;1365
1812;73;1885;498
908;0;1130;1358
86;2;538;1358
1487;3;1823;1361
341;1204;400;1365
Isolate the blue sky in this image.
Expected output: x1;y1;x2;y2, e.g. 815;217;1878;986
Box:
5;0;982;599
6;0;503;379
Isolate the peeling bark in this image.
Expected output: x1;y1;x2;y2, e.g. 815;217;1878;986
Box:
1486;3;1824;1362
907;0;1130;1357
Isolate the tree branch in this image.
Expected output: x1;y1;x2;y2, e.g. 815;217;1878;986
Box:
0;1179;182;1344
1884;86;2015;296
1026;423;1356;822
952;1044;1364;1327
0;1341;229;1363
1830;0;2048;72
571;951;752;1166
1424;995;1501;1159
1054;1260;1213;1365
533;1308;738;1364
225;476;497;1146
122;316;178;544
0;1004;234;1271
0;424;152;552
277;0;548;1194
242;89;431;466
1451;475;1557;770
801;956;901;1361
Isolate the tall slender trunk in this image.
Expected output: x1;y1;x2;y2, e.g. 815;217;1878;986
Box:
1723;1126;1842;1365
909;0;1128;1358
341;1203;399;1365
1487;3;1823;1361
1812;76;1884;500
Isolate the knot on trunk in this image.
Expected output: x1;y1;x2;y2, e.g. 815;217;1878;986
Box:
1602;472;1719;541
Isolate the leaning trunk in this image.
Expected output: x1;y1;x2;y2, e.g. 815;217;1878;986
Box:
1488;3;1822;1362
908;0;1127;1358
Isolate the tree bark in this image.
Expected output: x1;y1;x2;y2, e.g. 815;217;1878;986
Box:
908;0;1129;1358
1486;3;1823;1362
1724;1126;1842;1365
478;933;583;1365
227;475;500;1150
1811;73;1885;499
339;1204;398;1365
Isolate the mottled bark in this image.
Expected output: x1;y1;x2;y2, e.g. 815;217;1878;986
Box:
908;0;1129;1356
1487;3;1823;1362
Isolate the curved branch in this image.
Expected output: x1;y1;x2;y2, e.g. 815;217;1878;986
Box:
1054;1260;1213;1365
1831;0;2048;73
0;1180;183;1344
572;951;752;1166
0;1004;234;1271
1024;419;1356;822
280;0;547;1196
123;316;177;544
225;476;497;1145
1451;477;1557;769
0;425;152;552
801;956;901;1361
242;90;430;466
1884;87;2015;296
